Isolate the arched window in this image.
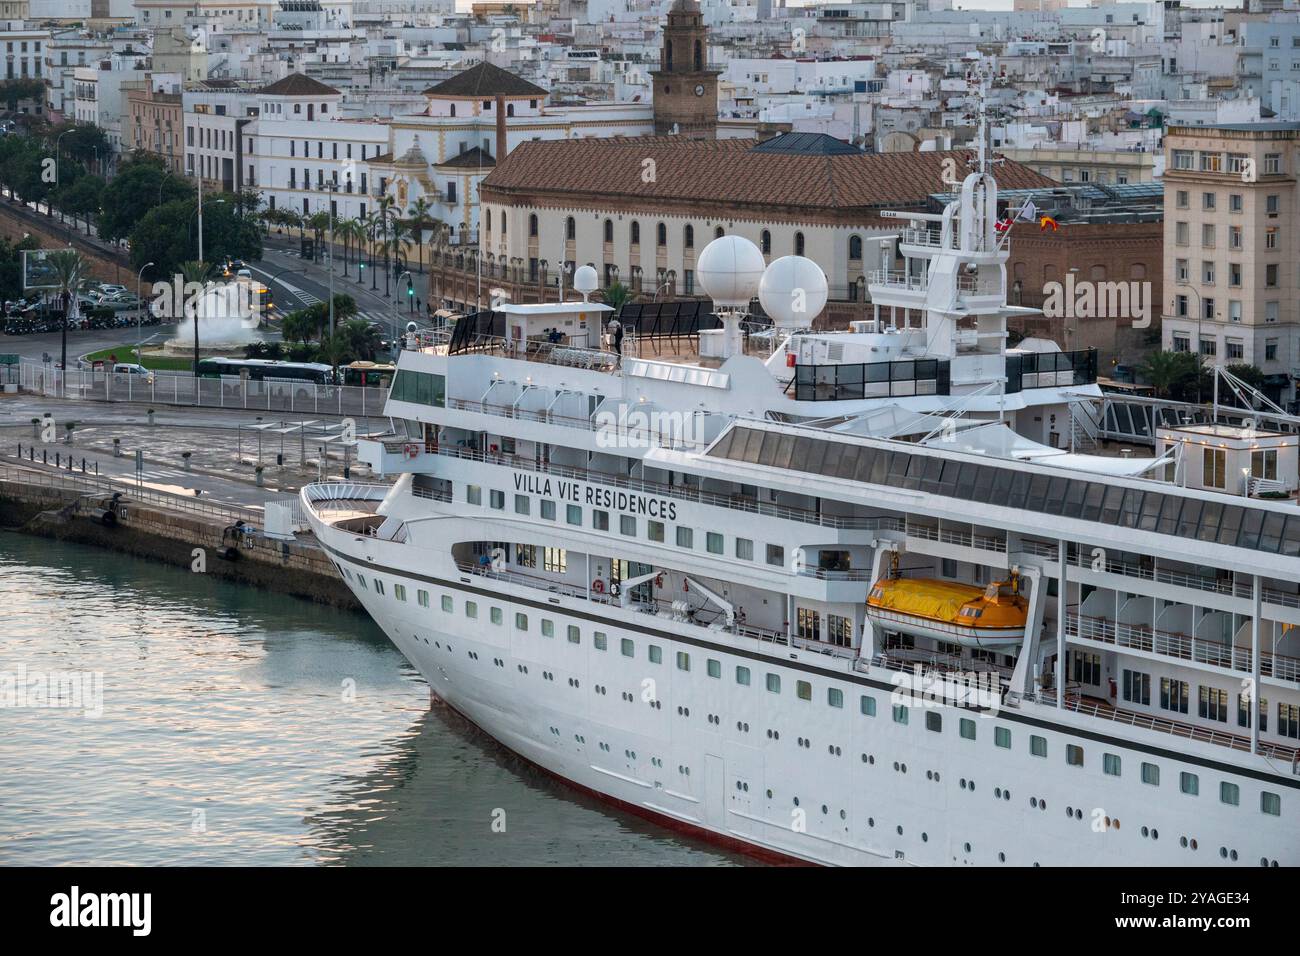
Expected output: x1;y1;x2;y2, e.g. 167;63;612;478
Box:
604;218;614;243
657;222;667;247
529;213;538;237
665;41;673;71
795;232;805;256
449;103;455;117
684;224;694;248
566;216;576;241
631;221;640;245
849;235;862;260
500;211;506;234
714;226;724;239
507;103;514;117
760;230;771;254
694;41;702;71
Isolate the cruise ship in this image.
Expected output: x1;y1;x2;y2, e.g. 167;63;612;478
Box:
300;149;1300;866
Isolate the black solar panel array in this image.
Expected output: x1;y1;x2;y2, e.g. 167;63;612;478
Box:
617;301;723;337
448;310;506;353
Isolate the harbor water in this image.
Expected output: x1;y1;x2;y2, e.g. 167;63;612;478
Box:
0;535;744;866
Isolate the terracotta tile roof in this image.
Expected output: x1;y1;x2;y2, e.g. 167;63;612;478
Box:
483;139;1056;220
423;62;548;98
261;73;340;97
438;146;495;169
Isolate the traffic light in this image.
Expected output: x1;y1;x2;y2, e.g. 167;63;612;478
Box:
406;278;414;297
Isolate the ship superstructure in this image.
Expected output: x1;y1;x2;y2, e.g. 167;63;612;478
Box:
300;145;1300;866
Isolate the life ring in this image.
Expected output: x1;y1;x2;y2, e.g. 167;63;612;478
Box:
609;583;621;597
592;579;604;594
403;443;419;459
655;573;664;588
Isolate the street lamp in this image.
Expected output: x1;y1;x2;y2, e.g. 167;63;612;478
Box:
54;128;73;230
189;197;226;262
393;270;412;358
1175;283;1210;405
136;261;154;364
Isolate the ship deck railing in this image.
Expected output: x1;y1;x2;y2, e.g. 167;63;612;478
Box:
1017;537;1300;610
441;335;621;372
434;445;907;532
1069;613;1300;685
444;397;709;451
453;561;856;660
873;646;1016;682
1026;692;1300;770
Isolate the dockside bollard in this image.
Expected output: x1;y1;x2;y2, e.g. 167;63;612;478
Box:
255;465;264;487
182;452;192;472
113;438;121;457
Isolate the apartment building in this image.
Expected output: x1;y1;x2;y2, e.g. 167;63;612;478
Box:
183;80;261;192
1162;122;1300;405
124;74;183;173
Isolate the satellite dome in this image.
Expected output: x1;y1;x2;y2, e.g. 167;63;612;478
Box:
759;256;828;328
572;264;599;297
697;235;765;309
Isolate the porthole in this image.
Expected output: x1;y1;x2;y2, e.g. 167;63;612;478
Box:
766;789;773;799
998;852;1006;863
868;817;875;828
922;832;928;843
821;804;828;815
839;809;846;820
964;842;972;853
792;797;800;807
896;825;903;836
1230;849;1238;861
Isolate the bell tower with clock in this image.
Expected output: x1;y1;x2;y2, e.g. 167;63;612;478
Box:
650;0;721;138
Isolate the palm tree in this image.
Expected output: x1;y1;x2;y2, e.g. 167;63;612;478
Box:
47;248;90;379
1138;350;1195;399
406;196;434;274
306;210;330;262
179;259;212;376
603;280;632;314
377;194;396;296
365;210;383;291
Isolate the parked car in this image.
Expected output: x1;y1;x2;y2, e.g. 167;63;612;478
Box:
97;284;128;297
111;362;150;375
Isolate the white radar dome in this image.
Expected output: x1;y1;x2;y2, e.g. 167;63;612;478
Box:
697;235;765;309
572;264;599;297
759;256;828;328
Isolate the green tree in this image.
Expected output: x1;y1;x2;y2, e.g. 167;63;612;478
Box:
602;280;632;313
99;154;190;242
406;196;434;274
1138;350;1199;400
53;173;105;234
0;78;45;112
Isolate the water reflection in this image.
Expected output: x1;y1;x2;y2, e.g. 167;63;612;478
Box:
0;537;744;866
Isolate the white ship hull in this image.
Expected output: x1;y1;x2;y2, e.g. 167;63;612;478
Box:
307;512;1299;867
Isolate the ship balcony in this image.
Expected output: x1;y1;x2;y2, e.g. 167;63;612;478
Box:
1028;691;1300;770
867;270;1005;312
1067;611;1300;687
357;438;440;476
1018;536;1300;627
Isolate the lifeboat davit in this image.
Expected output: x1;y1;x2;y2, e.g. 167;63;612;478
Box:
866;571;1028;649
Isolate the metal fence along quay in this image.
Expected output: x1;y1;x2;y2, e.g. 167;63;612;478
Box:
17;362;390;417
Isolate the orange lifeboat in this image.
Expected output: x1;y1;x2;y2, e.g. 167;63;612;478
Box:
866;566;1028;649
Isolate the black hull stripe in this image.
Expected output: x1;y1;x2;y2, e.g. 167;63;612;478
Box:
319;539;1300;791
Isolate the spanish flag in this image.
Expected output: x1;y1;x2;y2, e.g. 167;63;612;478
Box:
1039;215;1059;232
